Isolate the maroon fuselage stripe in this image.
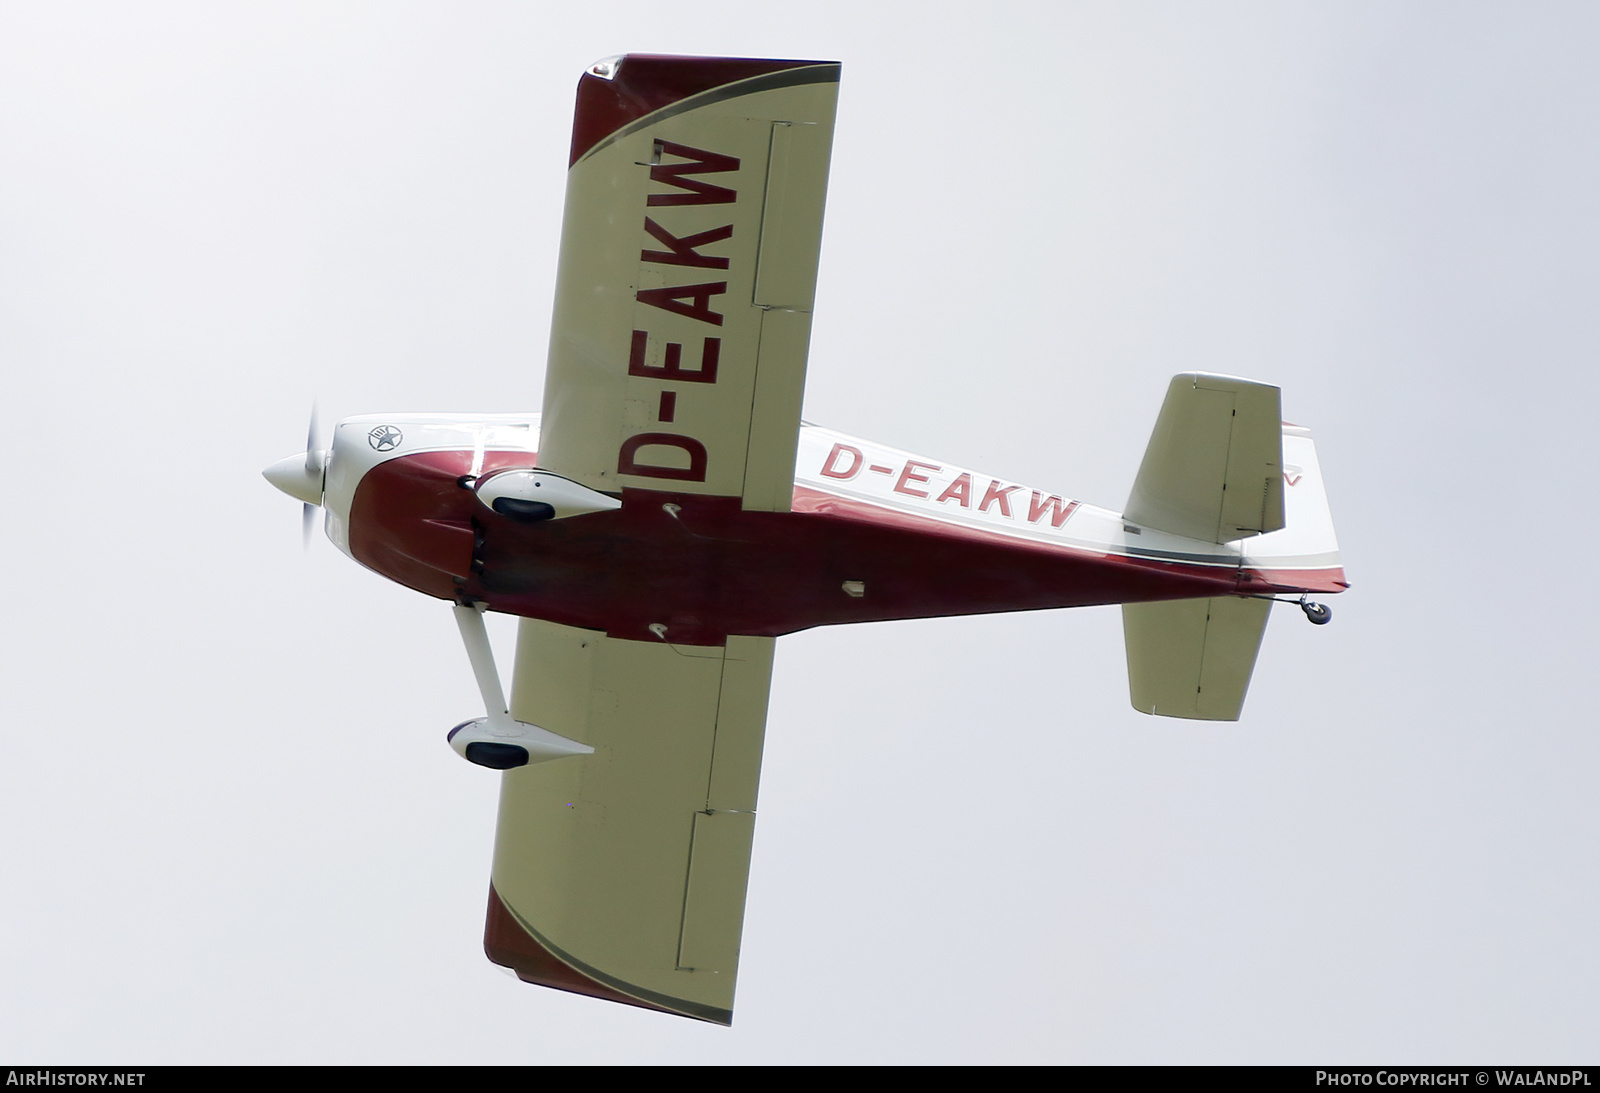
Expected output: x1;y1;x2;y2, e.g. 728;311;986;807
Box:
346;451;1341;646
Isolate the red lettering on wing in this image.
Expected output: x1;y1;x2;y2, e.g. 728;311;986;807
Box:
980;480;1020;518
618;433;709;482
635;282;727;326
618;141;743;491
935;472;973;508
640;218;732;269
648;140;740;206
628;329;721;383
821;443;863;480
1027;491;1080;529
894;461;940;499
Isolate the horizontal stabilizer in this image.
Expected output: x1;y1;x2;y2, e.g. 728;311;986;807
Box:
1123;596;1270;721
1125;374;1284;543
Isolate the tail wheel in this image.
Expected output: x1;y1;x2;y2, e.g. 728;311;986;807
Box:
1302;601;1332;625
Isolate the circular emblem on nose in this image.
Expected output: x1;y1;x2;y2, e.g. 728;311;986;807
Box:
368;425;403;451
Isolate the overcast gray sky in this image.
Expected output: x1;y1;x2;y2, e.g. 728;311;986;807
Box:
3;0;1597;1064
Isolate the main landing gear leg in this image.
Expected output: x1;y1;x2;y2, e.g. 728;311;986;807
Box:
446;602;593;769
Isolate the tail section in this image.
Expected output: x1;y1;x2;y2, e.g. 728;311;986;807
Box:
1122;377;1346;721
1242;424;1345;593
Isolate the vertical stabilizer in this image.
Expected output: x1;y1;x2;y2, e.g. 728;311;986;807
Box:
1240;425;1344;585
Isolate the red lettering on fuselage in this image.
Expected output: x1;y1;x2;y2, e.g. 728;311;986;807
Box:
1027;491;1079;528
935;473;972;507
821;443;863;479
980;480;1020;517
810;440;1082;536
894;461;940;499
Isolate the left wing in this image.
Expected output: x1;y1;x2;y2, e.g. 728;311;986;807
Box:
483;618;775;1024
537;54;840;512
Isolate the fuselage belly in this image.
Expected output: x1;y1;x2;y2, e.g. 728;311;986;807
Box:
331;417;1339;646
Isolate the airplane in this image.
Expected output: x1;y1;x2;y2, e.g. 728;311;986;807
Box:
263;53;1346;1026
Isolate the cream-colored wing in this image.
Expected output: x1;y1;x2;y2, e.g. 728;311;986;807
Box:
484;617;774;1024
538;55;839;513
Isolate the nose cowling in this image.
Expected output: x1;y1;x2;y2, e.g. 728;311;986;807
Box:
263;450;326;506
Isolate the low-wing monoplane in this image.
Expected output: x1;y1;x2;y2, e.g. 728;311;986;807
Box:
265;54;1345;1025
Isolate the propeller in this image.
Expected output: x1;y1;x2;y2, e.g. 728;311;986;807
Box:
300;404;322;547
263;403;328;549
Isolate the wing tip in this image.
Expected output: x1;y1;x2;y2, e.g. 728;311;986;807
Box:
484;885;734;1025
570;53;840;167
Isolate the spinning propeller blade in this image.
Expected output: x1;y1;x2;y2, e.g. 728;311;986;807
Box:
263;402;328;548
302;402;323;550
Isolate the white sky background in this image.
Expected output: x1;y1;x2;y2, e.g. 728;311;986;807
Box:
2;0;1597;1065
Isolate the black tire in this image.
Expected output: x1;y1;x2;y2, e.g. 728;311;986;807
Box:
464;742;530;770
1303;602;1332;625
492;497;557;523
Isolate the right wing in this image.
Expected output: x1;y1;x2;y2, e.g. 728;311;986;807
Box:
483;617;775;1024
536;54;840;513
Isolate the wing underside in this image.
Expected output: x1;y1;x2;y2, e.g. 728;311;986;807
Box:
484;55;827;1022
485;618;775;1024
538;54;840;512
